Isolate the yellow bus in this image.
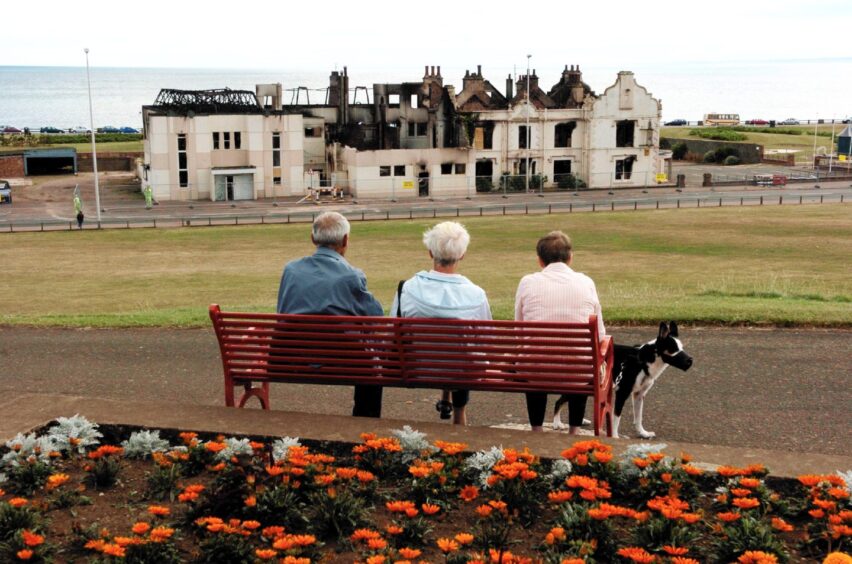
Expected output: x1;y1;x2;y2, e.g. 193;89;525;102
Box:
703;113;740;126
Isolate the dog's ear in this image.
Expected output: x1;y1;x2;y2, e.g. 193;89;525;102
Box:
669;321;679;338
658;322;669;339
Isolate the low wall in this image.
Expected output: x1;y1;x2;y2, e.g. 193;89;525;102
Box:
762;154;796;166
0;154;25;177
662;137;764;164
77;152;141;173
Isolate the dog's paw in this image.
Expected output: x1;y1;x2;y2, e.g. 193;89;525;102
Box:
552;419;568;431
637;430;656;439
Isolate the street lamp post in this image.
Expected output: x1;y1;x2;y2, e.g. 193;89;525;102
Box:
525;54;531;193
84;48;101;223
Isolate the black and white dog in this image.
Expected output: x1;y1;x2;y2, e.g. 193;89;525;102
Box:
552;322;693;438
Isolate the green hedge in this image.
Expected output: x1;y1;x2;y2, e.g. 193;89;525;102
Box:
689;128;747;142
0;133;142;147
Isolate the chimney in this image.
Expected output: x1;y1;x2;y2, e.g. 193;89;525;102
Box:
437;66;441;77
477;64;481;76
506;74;513;100
328;71;341;107
424;65;429;77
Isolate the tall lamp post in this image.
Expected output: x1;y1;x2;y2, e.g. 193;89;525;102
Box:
84;48;101;223
525;54;531;193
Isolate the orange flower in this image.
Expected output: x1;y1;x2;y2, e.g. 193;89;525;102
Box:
398;548;422;559
421;503;440;515
147;505;171;516
367;538;388;550
574;454;589;466
366;556;386;564
561;559;585;564
255;548;277;560
404;507;419;518
661;473;673;484
828;488;850;500
357;470;376;483
455;533;474;545
45;473;71;491
265;465;285;477
681;513;701;524
731;497;760;510
102;544;126;558
739;477;761;488
616;546;656;563
16;549;34;560
671;558;701;564
476;505;493;517
731;488;752;497
737;551;779;564
351;528;382;541
662;545;689;556
149;526;175;542
242;520;261;530
460;485;479;501
386;525;404;535
244;496;256;507
771;517;793;532
548;490;574;504
718;511;742;522
717;466;743;477
647;452;666;463
682;464;703;476
434;440;467;455
809;508;826;519
205;441;227;453
132;522;151;535
178;491;199;503
633;457;651;469
21;530;44;547
262;526;285;538
386;500;417;513
437;538;460;553
408;465;430;479
9;498;28;507
593;450;613;463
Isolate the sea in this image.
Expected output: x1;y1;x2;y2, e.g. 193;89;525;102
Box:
1;59;850;130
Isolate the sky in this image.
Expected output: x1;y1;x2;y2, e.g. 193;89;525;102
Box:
2;0;850;74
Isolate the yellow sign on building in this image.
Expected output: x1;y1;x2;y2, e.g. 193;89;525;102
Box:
655;173;668;183
402;180;415;189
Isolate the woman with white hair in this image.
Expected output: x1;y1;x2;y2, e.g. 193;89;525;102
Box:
391;221;491;425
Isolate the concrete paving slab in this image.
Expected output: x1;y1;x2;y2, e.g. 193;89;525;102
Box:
2;392;850;479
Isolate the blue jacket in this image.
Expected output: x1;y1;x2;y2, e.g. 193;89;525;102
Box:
277;247;383;316
391;270;491;321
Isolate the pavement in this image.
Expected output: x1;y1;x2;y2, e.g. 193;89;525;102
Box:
1;325;849;460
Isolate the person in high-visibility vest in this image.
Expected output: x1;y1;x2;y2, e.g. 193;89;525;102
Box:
144;185;153;209
73;195;82;215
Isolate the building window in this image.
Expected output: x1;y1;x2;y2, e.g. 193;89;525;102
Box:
616;120;635;147
272;132;281;185
410;94;418;108
388;94;400;106
393;165;405;176
379;166;391;177
518;125;529;149
615;157;634;180
177;134;188;188
554;122;576;148
454;163;466;174
223;132;231;150
408;122;427;137
441;163;453;175
305;127;321;138
234;132;241;149
554;160;573;184
212;132;220;150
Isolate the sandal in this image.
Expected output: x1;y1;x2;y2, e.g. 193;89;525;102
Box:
435;400;453;420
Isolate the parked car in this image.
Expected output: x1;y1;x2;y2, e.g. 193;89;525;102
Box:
780;118;800;125
664;119;688;126
67;126;91;134
40;126;64;134
98;126;121;133
0;180;11;204
118;126;139;134
1;125;22;133
745;119;769;125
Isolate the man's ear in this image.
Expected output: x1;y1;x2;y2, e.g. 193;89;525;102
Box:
341;233;349;248
310;234;317;246
537;256;546;269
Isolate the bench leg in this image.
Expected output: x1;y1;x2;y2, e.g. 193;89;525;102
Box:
237;383;271;409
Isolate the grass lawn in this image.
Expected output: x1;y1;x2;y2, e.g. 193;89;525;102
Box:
662;124;845;163
1;206;850;328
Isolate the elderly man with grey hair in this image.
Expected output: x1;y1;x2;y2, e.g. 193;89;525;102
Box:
391;221;491;425
277;211;385;417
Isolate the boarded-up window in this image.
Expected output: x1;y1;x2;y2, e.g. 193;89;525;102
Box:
518;125;528;149
379;166;391;177
455;163;466;174
234;132;241;149
441;163;453;175
615;157;634;180
394;165;405;176
212;132;220;150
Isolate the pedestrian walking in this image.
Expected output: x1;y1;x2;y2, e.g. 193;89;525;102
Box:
76;210;85;229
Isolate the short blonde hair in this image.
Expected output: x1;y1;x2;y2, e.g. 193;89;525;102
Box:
423;222;470;266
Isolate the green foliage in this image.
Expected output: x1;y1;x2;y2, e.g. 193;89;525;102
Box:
307;487;371;542
551;502;617;561
0;503;43;543
556;173;577;190
6;460;53;495
689;128;747;141
672;142;689;160
86;457;122;489
475;176;493;193
723;155;741;165
190;464;253;519
703;150;717;163
250;486;310;531
123;539;183;564
0;133;142;147
145;464;183;502
705;147;741;164
632;516;701;554
712;514;789;563
195;533;254;564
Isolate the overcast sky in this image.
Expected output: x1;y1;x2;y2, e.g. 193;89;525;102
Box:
2;0;850;73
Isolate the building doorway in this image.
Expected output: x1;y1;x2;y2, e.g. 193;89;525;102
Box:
214;173;253;201
418;171;430;197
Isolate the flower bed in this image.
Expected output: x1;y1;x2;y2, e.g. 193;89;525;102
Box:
0;417;850;563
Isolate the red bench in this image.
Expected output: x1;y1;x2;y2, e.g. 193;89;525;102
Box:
209;304;615;436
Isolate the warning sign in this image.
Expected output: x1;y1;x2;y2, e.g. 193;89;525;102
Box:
655;173;668;183
402;180;415;189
